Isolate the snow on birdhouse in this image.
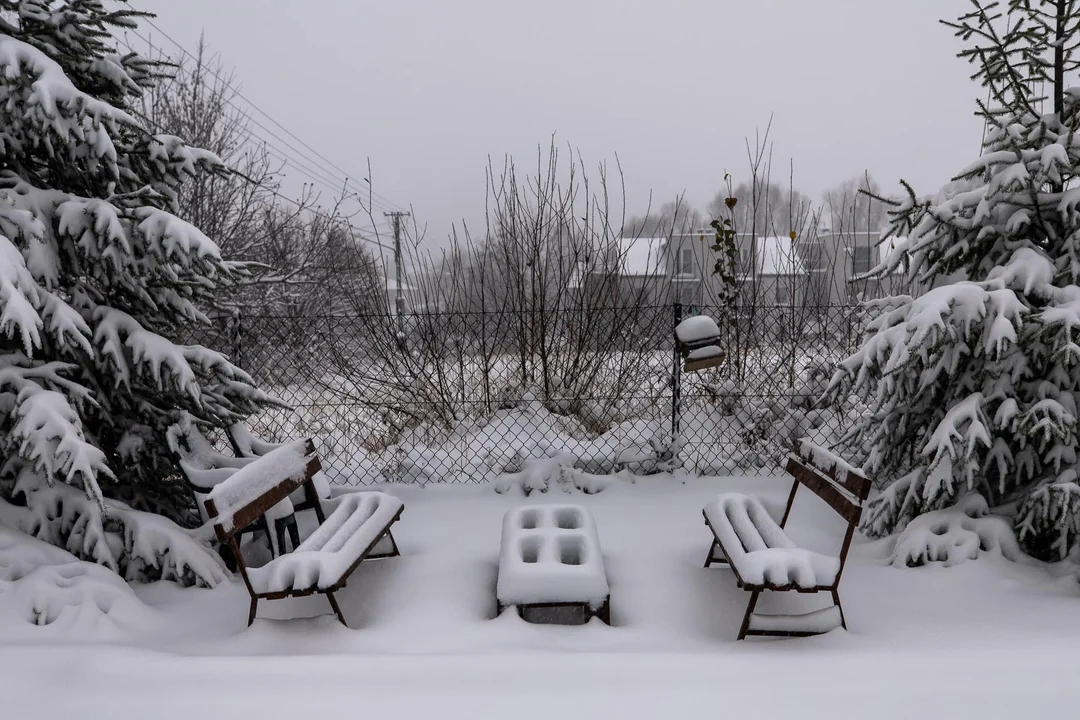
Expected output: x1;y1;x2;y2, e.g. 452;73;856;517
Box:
675;315;726;372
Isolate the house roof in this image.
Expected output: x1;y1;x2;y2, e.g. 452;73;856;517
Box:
617;237;667;277
746;236;806;277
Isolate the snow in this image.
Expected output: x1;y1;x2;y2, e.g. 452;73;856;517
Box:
3;476;228;588
205;440;311;531
494;453;628;495
687;345;724;360
228;423;280;457
890;494;1023;567
247;492;403;594
617;237;667;277
497;504;609;610
3;477;1080;718
0;525;155;640
748;605;842;634
798;438;862;486
228;424;333;502
675;315;720;344
703;493;840;587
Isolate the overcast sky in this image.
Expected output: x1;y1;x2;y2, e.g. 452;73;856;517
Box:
135;0;982;246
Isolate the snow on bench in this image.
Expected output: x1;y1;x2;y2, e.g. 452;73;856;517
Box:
204;439;310;532
202;443;404;627
248;491;403;595
703;494;840;589
748;606;844;635
496;504;609;624
702;440;871;640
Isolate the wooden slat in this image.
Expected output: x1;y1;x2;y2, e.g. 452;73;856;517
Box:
683;353;726;373
209;455;321;540
794;443;871;500
324;505;404;592
785;457;862;526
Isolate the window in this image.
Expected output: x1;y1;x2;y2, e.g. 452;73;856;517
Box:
776;279;791;305
737;245;752;274
802;242;826;271
675;246;694;276
851;245;874;275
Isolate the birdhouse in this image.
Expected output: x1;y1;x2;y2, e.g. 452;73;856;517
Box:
675;315;726;372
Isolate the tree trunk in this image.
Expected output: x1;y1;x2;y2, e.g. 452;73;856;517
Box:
1055;0;1066;119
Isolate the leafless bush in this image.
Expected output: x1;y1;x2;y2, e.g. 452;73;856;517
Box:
320;142;679;437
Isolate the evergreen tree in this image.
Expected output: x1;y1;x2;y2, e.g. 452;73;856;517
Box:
0;1;273;520
828;0;1080;560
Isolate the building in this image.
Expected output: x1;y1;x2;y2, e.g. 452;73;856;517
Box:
590;232;809;311
799;230;910;306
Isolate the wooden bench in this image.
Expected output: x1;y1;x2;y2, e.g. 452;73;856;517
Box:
703;440;871;640
168;418;299;561
202;439;403;627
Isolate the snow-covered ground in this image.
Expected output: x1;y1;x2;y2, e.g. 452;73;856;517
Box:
3;475;1079;719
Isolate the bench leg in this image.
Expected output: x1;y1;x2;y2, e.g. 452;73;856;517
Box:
247;597;259;627
596;598;611;625
704;539;728;568
326;590;348;627
368;529;400;559
737;590;760;641
385;529;400;557
832;588;847;631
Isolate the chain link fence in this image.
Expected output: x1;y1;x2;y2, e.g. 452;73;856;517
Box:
186;302;867;486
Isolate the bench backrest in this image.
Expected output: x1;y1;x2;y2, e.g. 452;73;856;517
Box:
203;439;320;543
783;440;870;525
781;441;870;583
226;422;285;458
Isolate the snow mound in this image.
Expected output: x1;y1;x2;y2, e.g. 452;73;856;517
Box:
704;493;840;588
496;504;609;609
890;495;1022;568
494;453;629;495
0;524;154;638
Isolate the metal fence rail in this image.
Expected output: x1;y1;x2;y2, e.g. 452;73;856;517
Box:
186;303;866;485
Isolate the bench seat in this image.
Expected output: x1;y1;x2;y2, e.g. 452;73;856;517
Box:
703;493;839;590
248;492;403;596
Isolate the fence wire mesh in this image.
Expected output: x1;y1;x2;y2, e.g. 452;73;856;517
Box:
185;303;866;486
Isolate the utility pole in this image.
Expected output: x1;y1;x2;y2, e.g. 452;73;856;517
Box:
384;211;410;351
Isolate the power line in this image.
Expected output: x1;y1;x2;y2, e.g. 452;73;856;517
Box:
118;4;407;214
112;27;409;264
117;31;401;216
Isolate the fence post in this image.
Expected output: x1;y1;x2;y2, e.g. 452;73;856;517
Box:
232;308;243;370
671;301;683;453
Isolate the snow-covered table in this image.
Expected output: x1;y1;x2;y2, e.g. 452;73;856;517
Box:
496;504;610;625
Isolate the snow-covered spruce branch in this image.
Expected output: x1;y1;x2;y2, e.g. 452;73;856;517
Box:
1;467;226;588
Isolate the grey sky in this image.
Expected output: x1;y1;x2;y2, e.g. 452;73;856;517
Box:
136;0;982;246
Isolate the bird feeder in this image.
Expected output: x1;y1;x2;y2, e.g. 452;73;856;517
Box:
674;315;726;372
